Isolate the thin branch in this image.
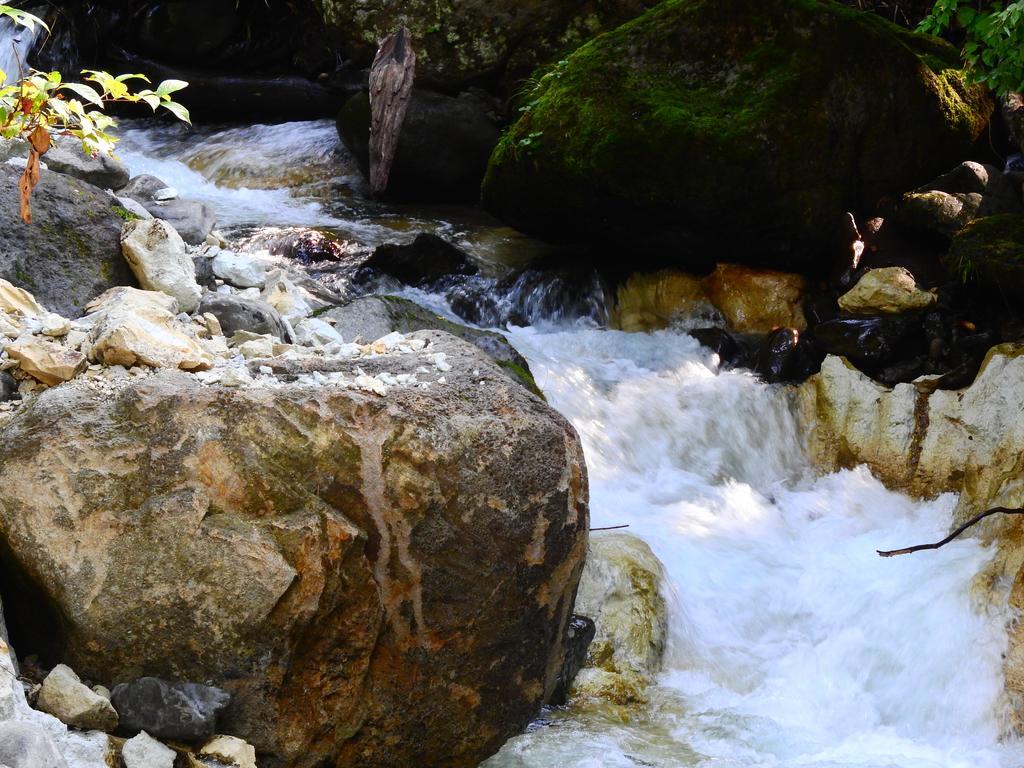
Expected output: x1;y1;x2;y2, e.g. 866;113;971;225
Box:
590;525;629;532
878;506;1024;557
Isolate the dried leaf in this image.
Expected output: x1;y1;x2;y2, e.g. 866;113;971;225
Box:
19;126;51;224
28;124;50;155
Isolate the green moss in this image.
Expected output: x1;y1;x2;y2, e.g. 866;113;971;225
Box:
112;204;140;222
948;214;1024;297
483;0;991;269
497;360;546;400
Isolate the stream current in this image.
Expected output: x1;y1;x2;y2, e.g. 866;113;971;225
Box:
117;119;1024;768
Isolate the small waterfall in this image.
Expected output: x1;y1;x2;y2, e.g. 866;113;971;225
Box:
0;8;44;86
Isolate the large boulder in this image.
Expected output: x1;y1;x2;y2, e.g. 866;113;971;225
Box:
483;0;992;271
314;0;654;89
0;331;588;768
337;90;500;201
0;166;137;317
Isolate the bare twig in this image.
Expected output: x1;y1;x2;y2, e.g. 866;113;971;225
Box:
590;525;630;532
878;506;1024;557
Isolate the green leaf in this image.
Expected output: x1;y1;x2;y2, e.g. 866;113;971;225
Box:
155;79;188;97
161;100;191;124
60;83;104;108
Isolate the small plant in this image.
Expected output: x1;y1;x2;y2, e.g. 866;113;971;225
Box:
0;5;191;222
919;1;1024;95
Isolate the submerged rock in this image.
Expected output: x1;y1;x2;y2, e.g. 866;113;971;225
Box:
0;331;588;767
483;0;991;269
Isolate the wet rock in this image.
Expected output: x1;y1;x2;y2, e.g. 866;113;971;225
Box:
0;331;587;767
703;264;808;333
611;270;714;332
321;296;541;395
111;678;229;743
0;166;137;318
337;90;500;201
837;266;937;315
575;533;667;683
197;293;290;342
121;219;202;313
119;175;217;245
483;0;991;270
688;327;743;367
211;252;267;290
812;316;923;371
121;731;176;768
36;664;118;733
0;722;67;768
199;735;256;768
86;287;213;371
262;228;348;264
755;328;801;383
358;233;478;287
547;616;596;707
5;340;87;386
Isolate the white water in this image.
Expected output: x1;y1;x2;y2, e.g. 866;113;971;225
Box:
118;119;1024;768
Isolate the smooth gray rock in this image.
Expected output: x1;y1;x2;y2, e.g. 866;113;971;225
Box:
0;137;128;189
0;722;67;768
198;293;290;341
111;678;230;743
0;166;137;317
119;175;217;245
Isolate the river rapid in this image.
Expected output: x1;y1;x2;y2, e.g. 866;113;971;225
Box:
117;119;1024;768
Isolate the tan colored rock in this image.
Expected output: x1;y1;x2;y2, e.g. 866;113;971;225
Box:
86;287;213;371
573;533;667;703
200;735;256;768
5;339;87;386
0;278;47;318
36;664;118;732
837;267;937;315
703;263;808;333
611;270;710;332
121;219;202;313
0;331;587;768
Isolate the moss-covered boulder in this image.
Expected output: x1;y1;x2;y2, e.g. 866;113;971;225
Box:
948;214;1024;299
482;0;992;272
314;0;655;89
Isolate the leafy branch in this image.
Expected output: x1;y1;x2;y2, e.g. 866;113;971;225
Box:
0;5;191;222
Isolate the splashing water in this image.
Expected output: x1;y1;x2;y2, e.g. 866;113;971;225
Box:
115;119;1024;768
484;327;1023;768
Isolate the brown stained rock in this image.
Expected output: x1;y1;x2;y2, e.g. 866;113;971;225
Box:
5;338;87;386
0;331;588;768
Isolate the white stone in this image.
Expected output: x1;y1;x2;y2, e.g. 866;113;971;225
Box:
293;317;344;347
36;665;117;732
120;219;202;313
121;731;175;768
220;367;253;387
261;270;327;323
199;735;256;768
837;266;937;315
212;252;267;290
86;288;213;371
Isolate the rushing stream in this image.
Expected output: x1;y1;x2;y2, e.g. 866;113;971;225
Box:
115;119;1024;768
